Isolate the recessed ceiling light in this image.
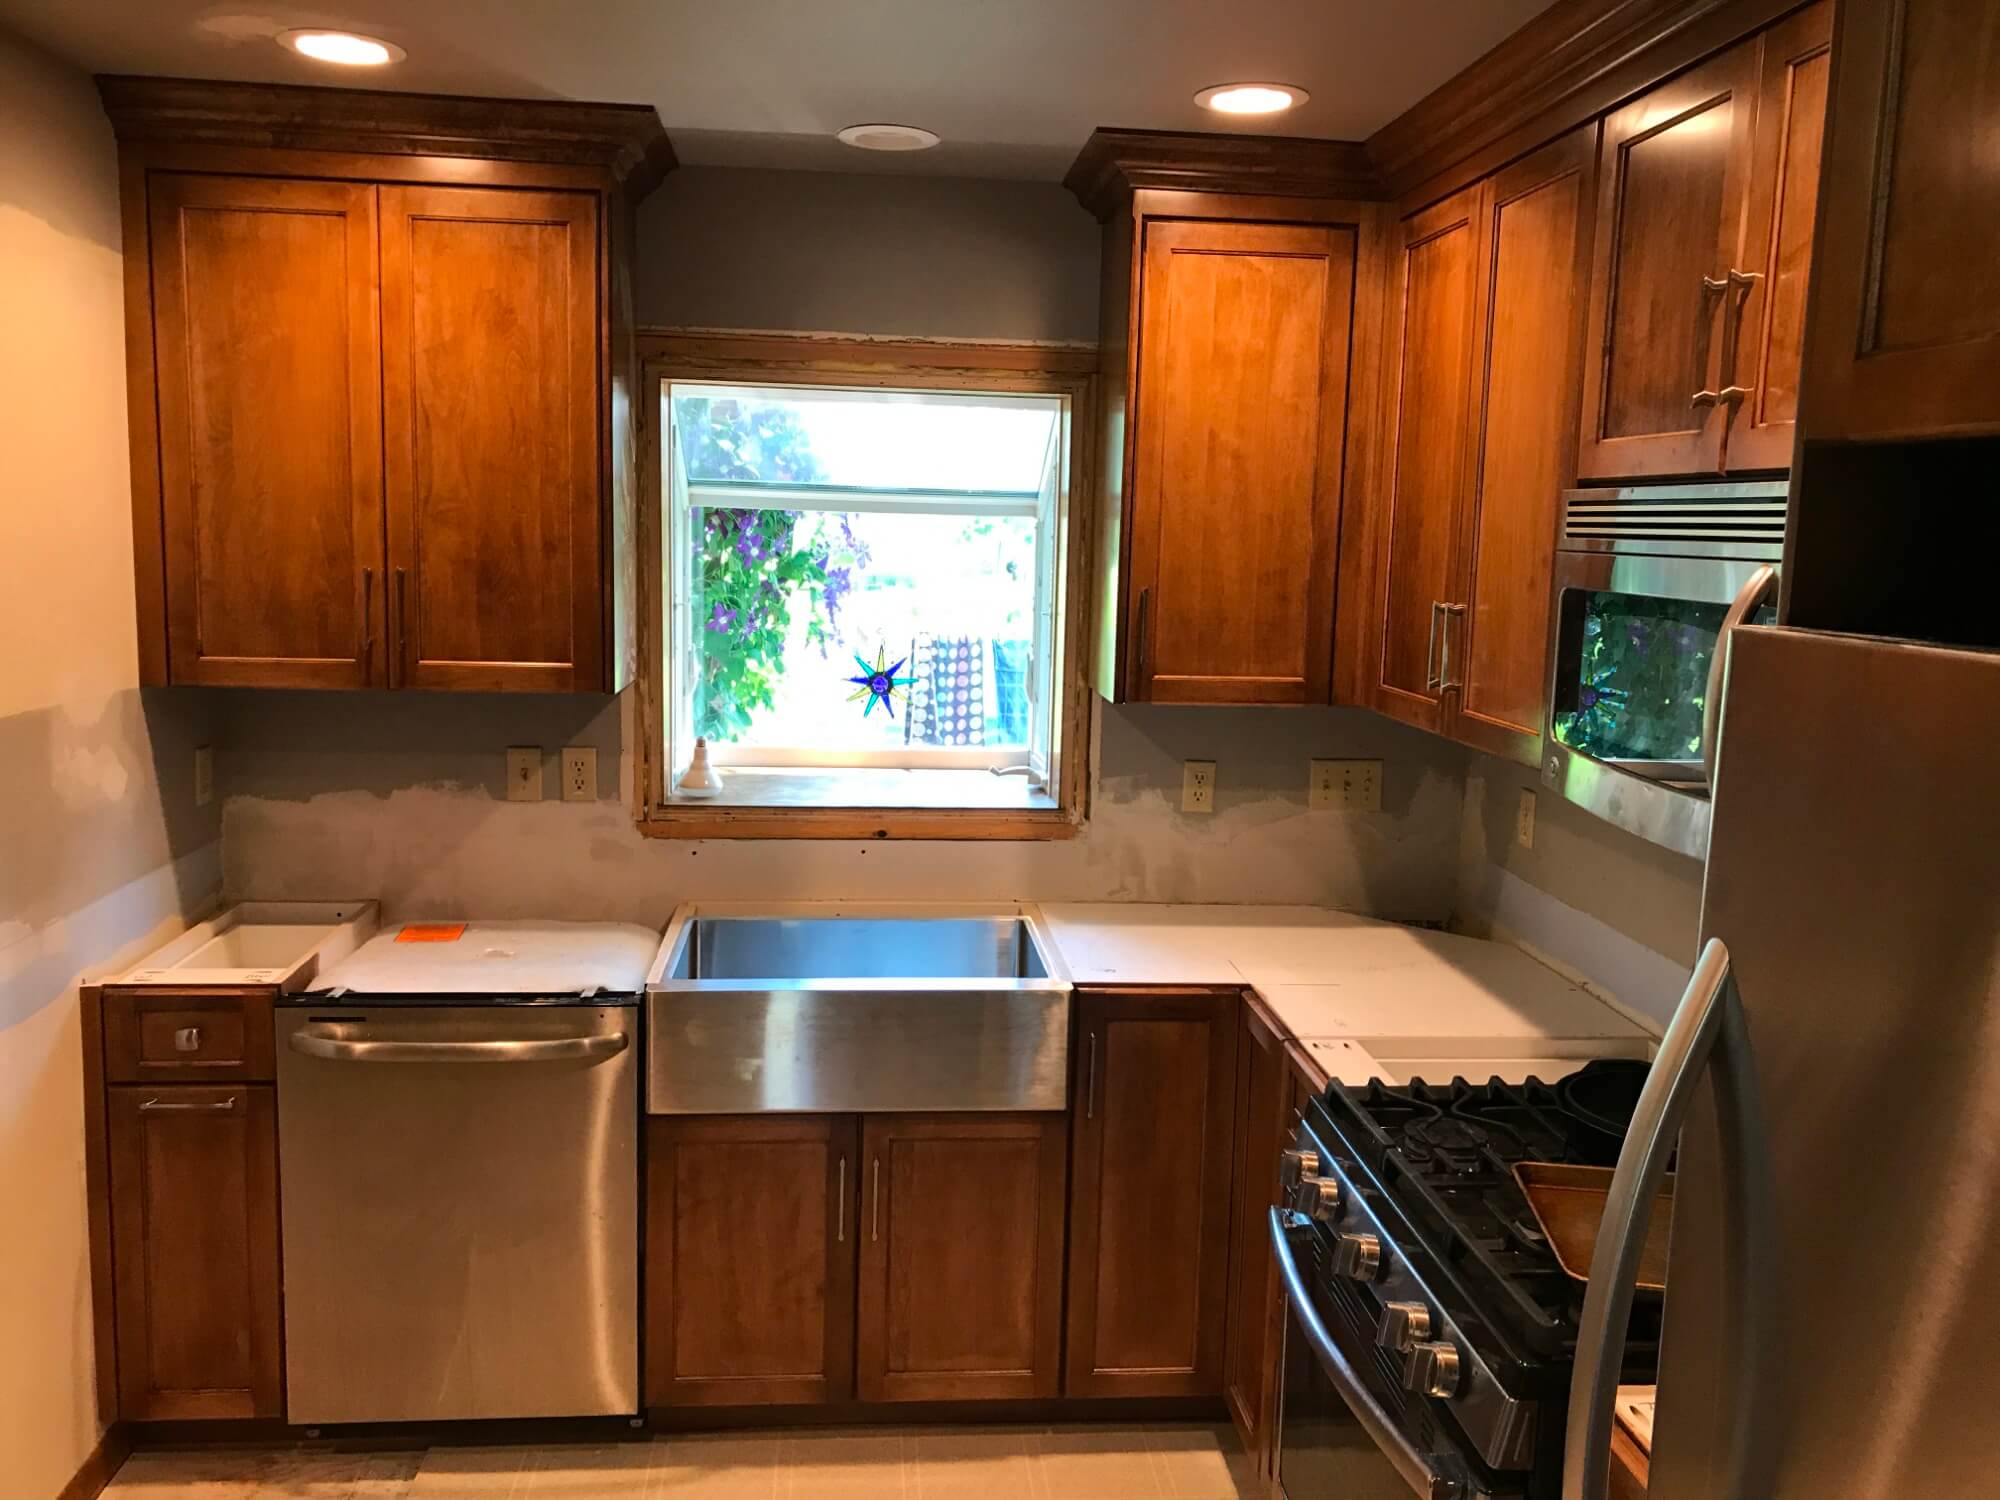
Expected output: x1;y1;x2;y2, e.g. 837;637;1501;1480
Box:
836;123;941;152
279;29;405;66
1195;82;1308;116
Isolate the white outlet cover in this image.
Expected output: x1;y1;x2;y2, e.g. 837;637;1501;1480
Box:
1182;760;1216;814
561;746;597;803
193;745;214;807
506;747;542;803
1516;788;1538;849
1309;759;1381;812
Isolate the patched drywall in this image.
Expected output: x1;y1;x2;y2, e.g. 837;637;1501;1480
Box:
219;697;1470;920
0;29;223;1495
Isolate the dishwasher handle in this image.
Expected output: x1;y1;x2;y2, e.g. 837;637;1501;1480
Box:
288;1026;629;1064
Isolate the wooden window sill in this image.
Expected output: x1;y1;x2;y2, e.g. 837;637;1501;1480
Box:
640;768;1078;841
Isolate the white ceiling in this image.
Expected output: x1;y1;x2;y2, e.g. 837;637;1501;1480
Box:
1;0;1554;180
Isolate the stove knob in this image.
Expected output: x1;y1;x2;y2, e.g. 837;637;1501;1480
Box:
1329;1231;1382;1282
1278;1148;1320;1192
1295;1177;1342;1223
1404;1340;1462;1399
1375;1300;1433;1353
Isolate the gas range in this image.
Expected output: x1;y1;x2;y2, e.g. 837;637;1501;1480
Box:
1272;1069;1659;1500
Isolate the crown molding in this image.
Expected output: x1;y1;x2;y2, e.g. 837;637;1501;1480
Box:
1063;128;1383;218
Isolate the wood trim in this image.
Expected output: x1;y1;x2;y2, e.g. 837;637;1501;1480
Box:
96;76;674;193
79;986;120;1426
56;1424;131;1500
1065;129;1382;219
1368;0;1810;210
117;160;168;687
632;331;1097;841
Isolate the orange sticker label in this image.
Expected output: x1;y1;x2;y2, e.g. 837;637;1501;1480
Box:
396;923;466;943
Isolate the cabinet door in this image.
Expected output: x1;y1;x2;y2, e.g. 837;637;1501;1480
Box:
1578;43;1761;479
856;1114;1066;1402
1725;0;1833;472
1066;989;1239;1398
380;185;603;691
147;174;385;687
1451;127;1597;764
1371;187;1482;732
1801;0;2000;440
107;1084;282;1419
1127;220;1354;704
644;1115;856;1407
1222;997;1292;1472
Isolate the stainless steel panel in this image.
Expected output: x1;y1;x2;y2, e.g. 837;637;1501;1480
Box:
648;909;1070;1113
276;1006;638;1423
1559;482;1788;560
1650;627;2000;1500
647;985;1068;1113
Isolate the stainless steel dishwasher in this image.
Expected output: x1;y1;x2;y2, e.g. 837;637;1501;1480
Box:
275;921;655;1424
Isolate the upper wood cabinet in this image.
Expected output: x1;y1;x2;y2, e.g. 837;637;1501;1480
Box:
1067;134;1386;705
1801;0;2000;441
1065;988;1239;1398
105;77;672;691
1577;3;1830;480
1369;126;1596;764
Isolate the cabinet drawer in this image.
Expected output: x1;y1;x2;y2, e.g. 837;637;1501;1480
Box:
104;992;275;1083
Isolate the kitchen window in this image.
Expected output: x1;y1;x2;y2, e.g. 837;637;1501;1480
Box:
638;335;1094;838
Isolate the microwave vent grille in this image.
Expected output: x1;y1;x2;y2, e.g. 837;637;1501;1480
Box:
1562;491;1788;547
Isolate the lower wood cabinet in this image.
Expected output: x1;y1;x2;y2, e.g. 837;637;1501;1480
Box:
857;1114;1067;1401
1221;997;1294;1467
645;1111;1066;1407
1065;989;1239;1398
106;1083;283;1420
645;1114;856;1406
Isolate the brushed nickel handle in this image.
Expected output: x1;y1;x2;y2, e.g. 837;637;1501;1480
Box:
1085;1031;1098;1119
871;1157;882;1243
1690;274;1732;411
1439;602;1467;693
173;1026;202;1053
288;1027;626;1064
836;1156;847;1244
394;566;409;683
139;1095;237;1114
360;567;375;663
1425;601;1445;691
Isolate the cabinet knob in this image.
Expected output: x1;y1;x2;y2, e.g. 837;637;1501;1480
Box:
173;1026;202;1053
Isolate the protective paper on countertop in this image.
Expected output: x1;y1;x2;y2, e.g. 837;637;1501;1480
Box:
308;919;663;995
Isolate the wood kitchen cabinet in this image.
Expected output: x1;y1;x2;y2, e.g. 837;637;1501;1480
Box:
104;77;672;692
1065;988;1239;1398
856;1114;1067;1401
1221;995;1294;1470
1576;3;1830;480
1369;126;1596;763
1066;134;1386;705
105;1084;283;1420
1799;0;2000;441
644;1114;857;1407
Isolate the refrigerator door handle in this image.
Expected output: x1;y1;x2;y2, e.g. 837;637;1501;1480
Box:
1563;937;1775;1500
1699;565;1777;786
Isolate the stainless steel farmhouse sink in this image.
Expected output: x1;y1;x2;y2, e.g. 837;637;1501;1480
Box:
645;904;1071;1113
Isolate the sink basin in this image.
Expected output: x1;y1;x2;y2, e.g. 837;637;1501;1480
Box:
646;904;1070;1113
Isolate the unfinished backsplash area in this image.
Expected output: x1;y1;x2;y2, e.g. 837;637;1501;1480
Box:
208;687;1705;1028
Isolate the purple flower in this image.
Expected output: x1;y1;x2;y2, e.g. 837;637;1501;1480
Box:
1578;686;1600;710
705;603;738;633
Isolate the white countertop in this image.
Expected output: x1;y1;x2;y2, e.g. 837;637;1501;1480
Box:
1039;903;1653;1057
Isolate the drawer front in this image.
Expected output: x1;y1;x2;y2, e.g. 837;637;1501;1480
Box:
104;992;275;1083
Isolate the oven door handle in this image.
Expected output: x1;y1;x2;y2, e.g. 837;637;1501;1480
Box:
1269;1207;1467;1500
1698;564;1777;786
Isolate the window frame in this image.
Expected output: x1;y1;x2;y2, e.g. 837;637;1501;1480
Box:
634;331;1098;840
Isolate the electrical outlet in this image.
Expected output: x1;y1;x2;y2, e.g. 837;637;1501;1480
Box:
1182;760;1216;814
1516;788;1538;849
193;746;214;807
1309;759;1382;811
506;747;542;803
561;746;597;803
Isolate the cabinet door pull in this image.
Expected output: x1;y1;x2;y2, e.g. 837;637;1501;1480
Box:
871;1157;882;1243
139;1094;237;1114
836;1156;847;1244
360;567;375;664
1690;274;1731;410
1134;588;1152;680
394;567;410;672
1425;601;1445;691
1086;1030;1099;1119
1440;603;1467;693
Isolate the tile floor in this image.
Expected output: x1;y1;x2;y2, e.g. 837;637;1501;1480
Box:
102;1423;1264;1499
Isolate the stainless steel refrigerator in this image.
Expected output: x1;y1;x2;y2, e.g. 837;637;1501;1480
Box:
1565;624;2000;1500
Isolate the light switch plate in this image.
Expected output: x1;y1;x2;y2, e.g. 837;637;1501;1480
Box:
193;746;214;807
1516;788;1538;849
506;747;542;803
1310;759;1382;811
1182;760;1216;814
561;746;597;803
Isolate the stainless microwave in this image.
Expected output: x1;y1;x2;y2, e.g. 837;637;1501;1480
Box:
1541;481;1786;858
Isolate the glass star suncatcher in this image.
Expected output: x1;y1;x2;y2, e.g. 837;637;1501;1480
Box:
845;646;915;718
